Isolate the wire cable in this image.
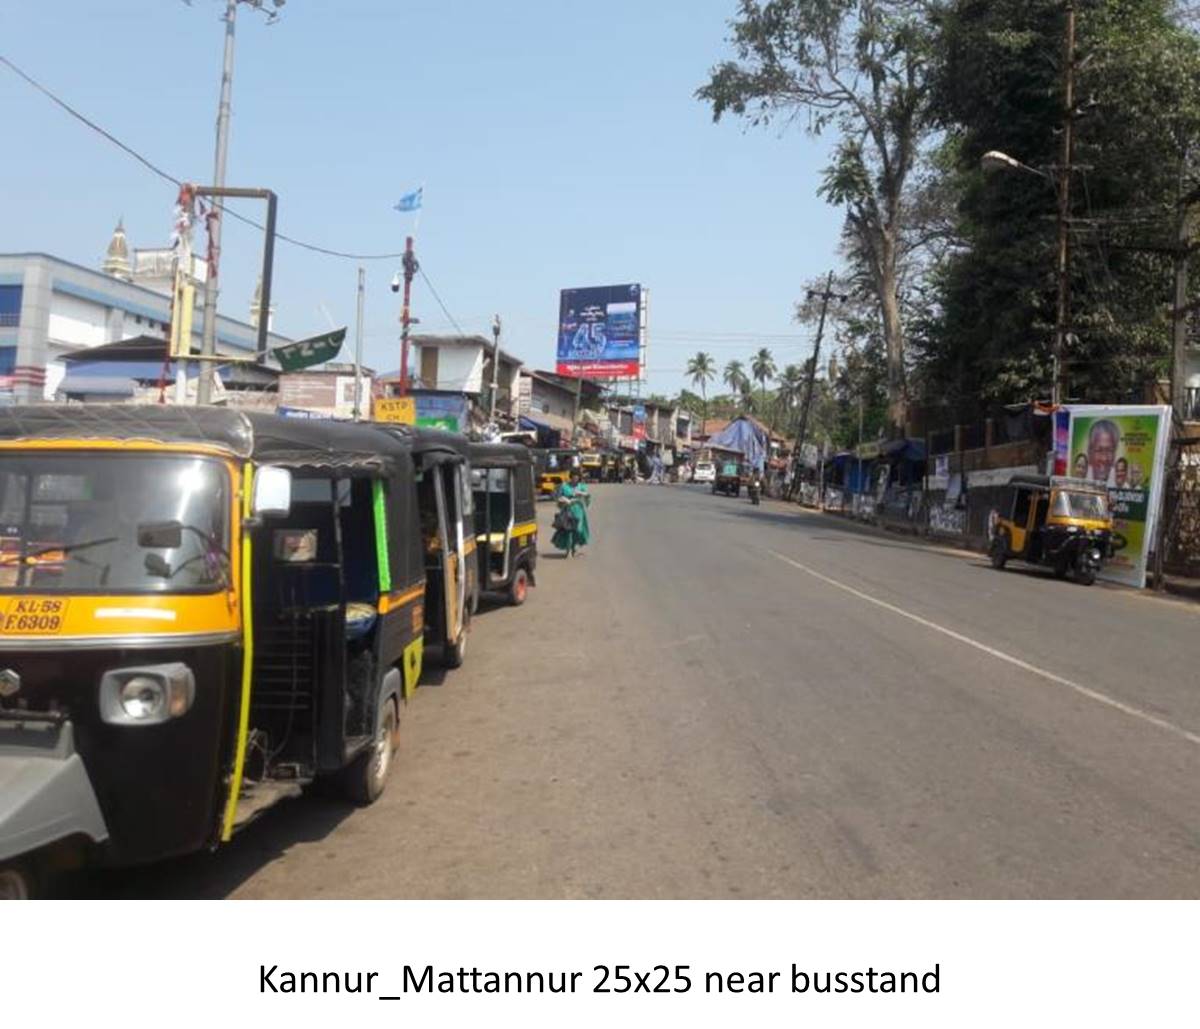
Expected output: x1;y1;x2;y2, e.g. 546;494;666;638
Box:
0;51;409;261
417;267;468;338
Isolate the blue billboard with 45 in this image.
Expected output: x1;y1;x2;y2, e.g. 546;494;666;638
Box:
556;283;641;378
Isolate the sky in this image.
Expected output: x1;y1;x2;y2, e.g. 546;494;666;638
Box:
1;0;845;396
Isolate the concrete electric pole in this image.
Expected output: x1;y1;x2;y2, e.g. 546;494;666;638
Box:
788;272;847;499
196;0;285;405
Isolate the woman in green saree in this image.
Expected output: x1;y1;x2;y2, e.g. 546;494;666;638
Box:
551;471;592;557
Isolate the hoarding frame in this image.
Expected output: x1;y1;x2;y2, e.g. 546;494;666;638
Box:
556;283;644;380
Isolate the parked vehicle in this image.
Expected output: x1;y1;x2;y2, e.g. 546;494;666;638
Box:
468;443;537;606
378;425;477;660
692;461;716;484
0;407;472;897
989;474;1113;585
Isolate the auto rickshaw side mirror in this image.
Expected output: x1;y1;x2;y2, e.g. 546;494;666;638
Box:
251;466;293;520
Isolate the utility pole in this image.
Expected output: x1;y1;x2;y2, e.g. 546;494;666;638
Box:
1172;156;1195;422
788;271;846;499
398;236;417;396
354;267;365;420
1052;0;1077;406
197;0;238;406
490;314;502;424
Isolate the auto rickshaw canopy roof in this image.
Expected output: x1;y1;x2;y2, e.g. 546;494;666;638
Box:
467;442;536;469
1009;473;1107;495
0;404;410;473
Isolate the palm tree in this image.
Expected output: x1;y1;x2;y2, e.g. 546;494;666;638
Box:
686;351;716;437
723;360;747;406
773;363;805;435
751;347;777;419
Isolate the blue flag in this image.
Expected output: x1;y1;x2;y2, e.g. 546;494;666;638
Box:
394;187;423;213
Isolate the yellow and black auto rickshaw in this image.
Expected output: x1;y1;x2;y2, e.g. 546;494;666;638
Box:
468;442;537;606
0;407;471;897
989;474;1113;585
534;448;579;498
580;451;603;483
378;425;477;666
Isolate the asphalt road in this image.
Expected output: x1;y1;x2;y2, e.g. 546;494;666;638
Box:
76;483;1200;898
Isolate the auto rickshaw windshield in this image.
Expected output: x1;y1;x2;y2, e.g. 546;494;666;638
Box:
1052;489;1108;521
0;453;231;592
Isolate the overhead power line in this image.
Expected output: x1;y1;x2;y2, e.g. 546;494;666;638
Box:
0;52;408;261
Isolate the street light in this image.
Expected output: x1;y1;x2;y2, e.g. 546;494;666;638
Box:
489;314;502;424
193;0;287;405
981;150;1050;181
981;147;1070;405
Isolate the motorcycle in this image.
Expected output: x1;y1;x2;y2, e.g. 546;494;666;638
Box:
748;477;762;506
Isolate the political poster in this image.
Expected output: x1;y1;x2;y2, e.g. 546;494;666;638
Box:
1066;405;1171;588
556;284;642;378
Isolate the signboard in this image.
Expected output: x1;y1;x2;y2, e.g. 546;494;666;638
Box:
1066;406;1171;588
277;371;363;420
271;328;346;372
556;284;641;378
373;396;416;425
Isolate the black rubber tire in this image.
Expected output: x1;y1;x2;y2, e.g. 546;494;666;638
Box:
0;861;36;901
341;698;398;806
509;567;529;606
1076;563;1097;586
444;609;469;668
989;534;1008;570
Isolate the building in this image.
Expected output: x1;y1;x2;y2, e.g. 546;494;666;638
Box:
0;228;292;402
517;370;606;444
277;363;373;420
408;334;523;418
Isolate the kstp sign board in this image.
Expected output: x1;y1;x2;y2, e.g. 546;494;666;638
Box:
373;396;416;424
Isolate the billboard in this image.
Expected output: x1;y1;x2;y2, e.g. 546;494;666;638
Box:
1065;405;1171;588
556;283;642;378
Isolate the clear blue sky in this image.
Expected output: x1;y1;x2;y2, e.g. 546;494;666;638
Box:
1;0;844;395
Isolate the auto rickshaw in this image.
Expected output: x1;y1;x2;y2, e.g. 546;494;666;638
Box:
377;425;477;663
534;448;578;498
989;474;1113;585
468;442;537;606
712;459;745;497
580;451;603;482
0;407;471;897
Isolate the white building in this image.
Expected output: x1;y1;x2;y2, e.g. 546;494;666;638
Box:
0;223;291;402
410;334;523;416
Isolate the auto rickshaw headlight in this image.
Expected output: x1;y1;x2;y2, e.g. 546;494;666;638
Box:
99;664;195;726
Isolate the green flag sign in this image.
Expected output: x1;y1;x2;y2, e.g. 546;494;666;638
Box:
272;328;347;372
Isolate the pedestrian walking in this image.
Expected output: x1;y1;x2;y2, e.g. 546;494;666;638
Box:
551;471;592;558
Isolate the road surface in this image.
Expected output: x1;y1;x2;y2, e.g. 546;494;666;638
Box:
75;483;1200;898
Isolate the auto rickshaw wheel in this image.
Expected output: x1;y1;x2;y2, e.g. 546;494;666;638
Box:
0;862;34;901
509;566;529;606
1076;562;1097;587
989;533;1008;569
444;616;468;669
341;697;398;806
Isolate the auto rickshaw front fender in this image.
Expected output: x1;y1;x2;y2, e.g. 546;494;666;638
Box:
0;719;108;864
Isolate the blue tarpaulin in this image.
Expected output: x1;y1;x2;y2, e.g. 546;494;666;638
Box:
706;417;768;471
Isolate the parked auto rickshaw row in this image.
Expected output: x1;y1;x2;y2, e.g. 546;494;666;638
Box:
0;407;538;897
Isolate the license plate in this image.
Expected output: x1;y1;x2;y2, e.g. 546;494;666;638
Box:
0;597;69;635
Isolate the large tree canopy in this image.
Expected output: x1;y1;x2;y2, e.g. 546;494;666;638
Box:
699;0;939;434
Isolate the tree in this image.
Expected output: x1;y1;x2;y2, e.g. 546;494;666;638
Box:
750;346;777;419
723;359;749;402
926;0;1200;408
700;0;938;434
686;351;718;435
774;363;806;434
